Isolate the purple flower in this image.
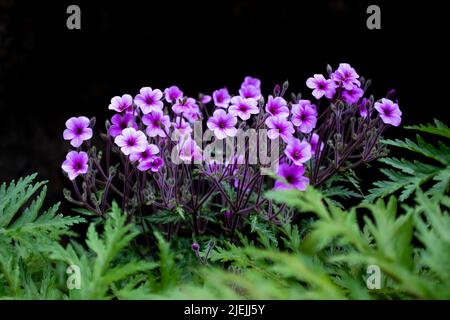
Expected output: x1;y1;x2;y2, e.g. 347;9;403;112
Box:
291;100;317;133
331;63;361;90
183;107;202;123
274;163;309;191
61;151;89;180
239;85;262;100
108;113;138;137
374;98;402;127
108;94;134;113
228;96;259;120
358;98;369;118
342;87;364;104
306;74;336;99
285;138;312;165
142;110;171;137
178;137;203;162
129;144;159;162
265;116;295;143
63;116;93;147
310;133;324;155
172;97;198;115
207;109;237;140
191;242;200;251
164;86;183;103
242;76;261;88
265;95;289;118
200;94;212;104
212;88;231;108
172;117;192;137
139;155;164;172
135;87;164;114
114;128;147;155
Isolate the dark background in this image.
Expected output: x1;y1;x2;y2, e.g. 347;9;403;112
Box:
1;0;449;205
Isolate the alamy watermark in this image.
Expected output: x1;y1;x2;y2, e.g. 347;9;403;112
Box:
66;5;81;30
66;264;81;290
366;264;381;289
367;5;381;30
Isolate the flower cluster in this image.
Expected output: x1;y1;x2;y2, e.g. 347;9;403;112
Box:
61;63;402;236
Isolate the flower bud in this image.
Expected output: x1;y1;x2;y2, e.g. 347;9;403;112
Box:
63;188;73;202
363;79;372;91
273;84;281;97
191;242;200;251
326;64;333;77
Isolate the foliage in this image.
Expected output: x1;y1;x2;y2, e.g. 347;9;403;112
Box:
367;119;450;202
0;174;85;299
49;201;158;299
1;143;450;300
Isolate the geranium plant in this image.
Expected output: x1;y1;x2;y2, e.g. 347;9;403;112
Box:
61;63;402;237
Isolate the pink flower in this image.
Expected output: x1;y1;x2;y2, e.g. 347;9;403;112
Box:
207;109;237;140
274;163;309;191
239;85;262;100
200;94;212;104
172;117;192;137
108;94;134;113
285;138;312;165
177;137;203;163
342;87;364;104
129;144;159;162
306;74;336;99
142;110;171;137
135;87;164;114
291;100;317;133
183;106;202;123
265;95;289;118
358;98;369;118
212;88;231;108
374;98;402;127
310;133;324;155
331;63;360;90
164;86;183;103
241;76;261;88
114;128;147;155
63;116;93;147
172;97;198;115
108;113;138;137
228;96;259;120
265;116;295;143
61;151;89;180
138;156;164;172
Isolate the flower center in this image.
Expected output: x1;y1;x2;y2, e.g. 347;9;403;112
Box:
141;151;149;159
300;114;306;121
73;161;82;170
318;83;326;90
218;120;226;129
217;96;223;103
293;151;301;159
286;174;295;184
120;122;127;129
127;137;136;147
384;108;392;116
146;96;154;105
269;106;276;114
275;124;284;133
75;127;83;135
239;104;248;112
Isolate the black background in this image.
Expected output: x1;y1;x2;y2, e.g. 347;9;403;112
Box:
1;0;449;204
